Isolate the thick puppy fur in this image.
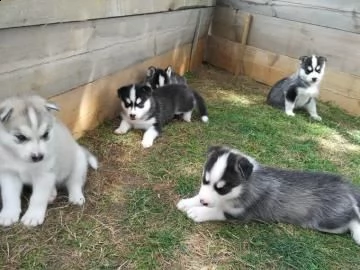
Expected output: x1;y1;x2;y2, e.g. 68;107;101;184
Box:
0;95;98;227
177;145;360;245
114;83;208;148
145;65;187;89
267;55;327;121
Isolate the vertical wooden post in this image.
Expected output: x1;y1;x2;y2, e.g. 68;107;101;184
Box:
235;13;252;76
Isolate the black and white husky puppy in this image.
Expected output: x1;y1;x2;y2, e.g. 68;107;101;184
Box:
177;146;360;245
145;65;187;89
267;55;327;121
114;84;208;148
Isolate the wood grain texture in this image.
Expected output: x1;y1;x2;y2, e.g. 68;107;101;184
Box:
0;8;213;100
217;0;360;33
205;34;360;115
49;39;206;139
212;7;360;76
0;0;216;29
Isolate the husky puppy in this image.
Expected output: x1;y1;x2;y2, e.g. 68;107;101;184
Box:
267;55;327;121
114;83;208;148
145;65;187;89
0;95;98;227
177;146;360;245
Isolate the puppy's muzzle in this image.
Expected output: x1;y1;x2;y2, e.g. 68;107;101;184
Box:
129;114;136;120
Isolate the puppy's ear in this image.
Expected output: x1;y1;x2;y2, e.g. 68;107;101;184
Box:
0;106;13;123
45;102;59;112
299;56;308;62
235;156;253;179
147;66;156;77
142;84;153;94
117;85;132;98
207;145;224;156
165;65;172;78
318;56;327;62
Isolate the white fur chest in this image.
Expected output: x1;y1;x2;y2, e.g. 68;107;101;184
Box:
127;117;156;130
0;155;55;185
295;85;319;108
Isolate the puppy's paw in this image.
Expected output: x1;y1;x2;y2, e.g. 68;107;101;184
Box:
114;127;127;135
177;198;200;212
285;111;295;117
21;210;45;227
69;194;85;206
311;115;322;121
186;207;212;223
48;188;57;204
141;138;154;148
0;211;20;227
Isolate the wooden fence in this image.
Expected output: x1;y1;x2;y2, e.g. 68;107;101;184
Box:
206;0;360;115
0;0;215;136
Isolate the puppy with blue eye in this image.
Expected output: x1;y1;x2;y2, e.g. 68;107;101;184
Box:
0;95;98;227
114;83;209;148
177;146;360;246
267;55;327;121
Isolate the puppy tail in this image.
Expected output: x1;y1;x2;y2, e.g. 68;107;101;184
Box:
82;147;98;170
193;90;209;123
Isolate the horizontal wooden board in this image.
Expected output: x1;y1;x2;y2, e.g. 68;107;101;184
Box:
212;7;360;76
50;39;206;139
217;0;360;33
0;8;212;74
0;0;216;29
0;8;213;100
205;34;360;115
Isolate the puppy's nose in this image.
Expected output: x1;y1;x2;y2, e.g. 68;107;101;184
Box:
312;77;317;82
31;153;44;162
129;114;136;120
200;199;208;206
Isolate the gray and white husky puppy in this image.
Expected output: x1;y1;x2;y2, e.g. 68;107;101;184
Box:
145;65;187;89
115;83;208;148
267;55;327;121
177;145;360;245
0;95;98;227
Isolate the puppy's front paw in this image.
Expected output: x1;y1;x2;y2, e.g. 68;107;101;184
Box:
311;115;322;121
186;207;212;223
69;194;85;206
0;211;20;227
114;127;128;134
177;198;200;212
48;188;57;204
21;210;45;227
141;138;154;148
285;111;295;117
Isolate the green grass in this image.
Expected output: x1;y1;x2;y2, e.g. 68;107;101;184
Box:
1;66;359;269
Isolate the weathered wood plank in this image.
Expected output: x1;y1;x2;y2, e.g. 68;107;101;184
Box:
217;0;360;33
50;39;206;138
212;7;360;76
205;35;360;115
0;8;212;74
0;0;215;29
0;8;213;99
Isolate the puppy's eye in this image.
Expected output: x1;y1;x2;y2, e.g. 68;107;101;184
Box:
315;66;321;72
307;66;313;72
15;134;29;143
41;131;49;140
137;103;144;109
215;181;226;190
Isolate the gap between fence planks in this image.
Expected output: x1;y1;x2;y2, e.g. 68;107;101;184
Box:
205;34;360;116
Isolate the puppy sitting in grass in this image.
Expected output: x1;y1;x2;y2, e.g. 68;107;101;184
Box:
177;145;360;245
0;95;98;227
